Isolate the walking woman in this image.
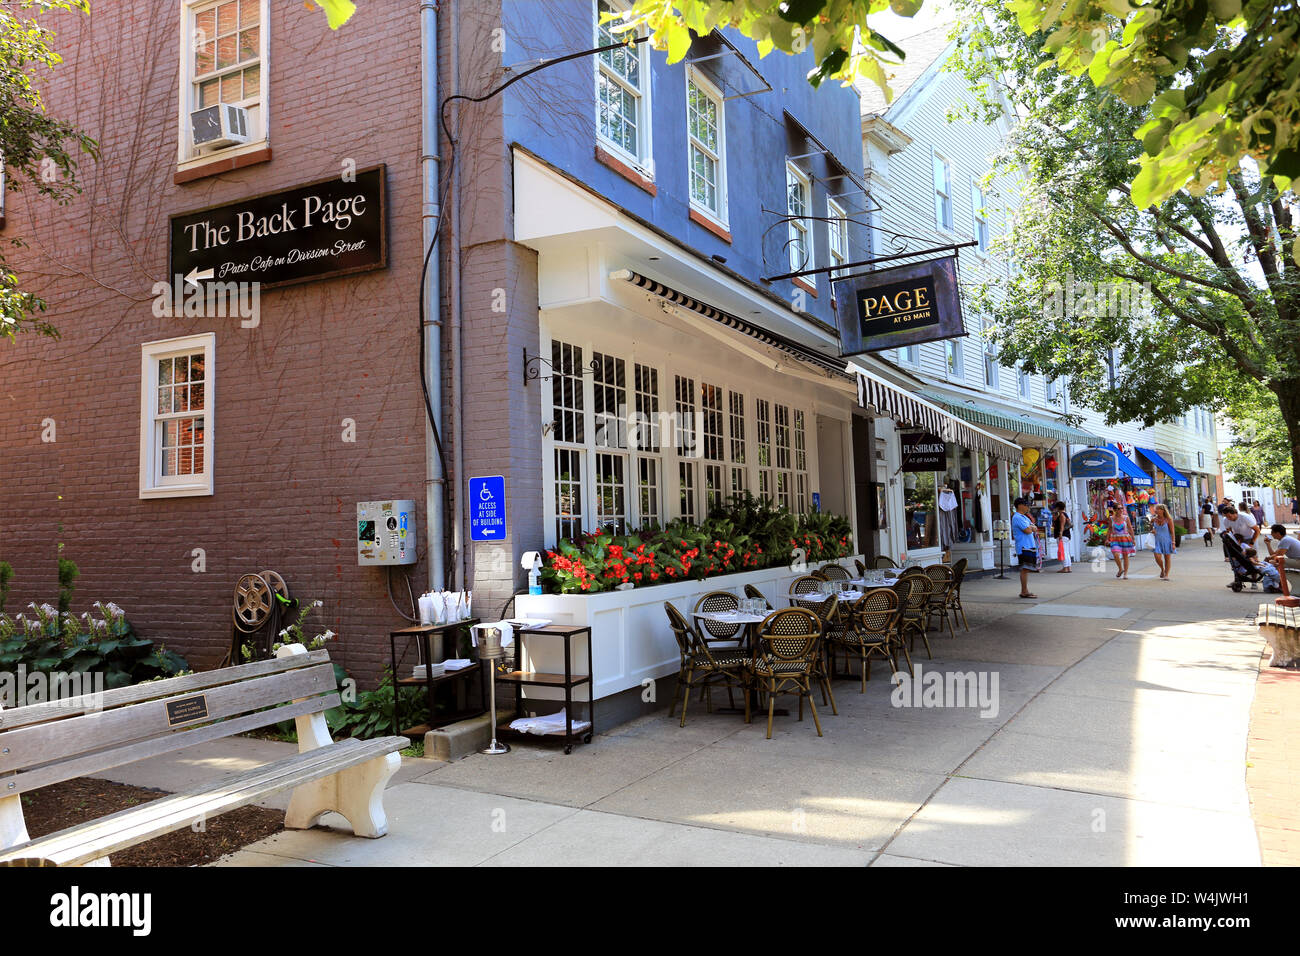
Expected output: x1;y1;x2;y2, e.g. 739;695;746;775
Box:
1151;502;1176;580
1106;504;1135;579
1052;501;1073;573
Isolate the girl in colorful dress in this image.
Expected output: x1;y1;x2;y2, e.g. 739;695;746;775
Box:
1151;502;1176;580
1106;504;1135;579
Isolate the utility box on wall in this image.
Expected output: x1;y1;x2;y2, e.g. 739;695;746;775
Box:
357;500;417;565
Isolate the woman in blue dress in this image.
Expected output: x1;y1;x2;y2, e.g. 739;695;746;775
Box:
1151;502;1176;580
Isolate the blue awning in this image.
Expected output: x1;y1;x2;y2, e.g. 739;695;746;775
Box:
1108;445;1155;487
1137;447;1190;488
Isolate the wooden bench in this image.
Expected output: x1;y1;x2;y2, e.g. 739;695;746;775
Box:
0;644;408;866
1257;602;1300;668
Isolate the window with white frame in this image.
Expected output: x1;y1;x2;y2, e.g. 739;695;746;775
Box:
181;0;266;162
786;162;812;274
140;333;215;498
675;375;698;521
1018;365;1031;399
593;353;629;532
1046;376;1061;406
728;390;747;497
701;382;725;512
794;410;808;514
552;341;586;541
933;152;953;230
634;363;661;524
897;344;919;367
971;180;989;252
982;321;999;390
595;0;651;168
944;339;963;380
774;404;792;510
686;68;726;223
756;399;773;500
827;198;848;278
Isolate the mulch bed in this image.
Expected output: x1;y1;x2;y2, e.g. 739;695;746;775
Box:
21;777;284;867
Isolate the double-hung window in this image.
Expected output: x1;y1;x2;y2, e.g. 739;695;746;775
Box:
1017;365;1031;399
971;181;989;251
595;0;651;169
982;321;999;390
933;152;953;230
675;375;698;523
728;391;747;496
634;363;661;526
701;383;725;513
827;198;848;278
686;68;726;224
552;341;587;541
786;162;812;273
593;352;629;533
944;339;963;380
140;334;215;498
181;0;267;163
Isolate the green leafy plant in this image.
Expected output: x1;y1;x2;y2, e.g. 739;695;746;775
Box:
325;669;428;740
0;562;12;613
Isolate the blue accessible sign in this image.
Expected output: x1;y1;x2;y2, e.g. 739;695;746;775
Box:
469;475;507;542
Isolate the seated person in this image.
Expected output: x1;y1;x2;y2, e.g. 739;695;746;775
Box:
1243;547;1283;593
1265;524;1300;570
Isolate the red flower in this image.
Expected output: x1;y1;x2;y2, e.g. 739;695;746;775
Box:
634;572;643;581
649;572;659;580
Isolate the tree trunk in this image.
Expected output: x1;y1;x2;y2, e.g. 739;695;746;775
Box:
1274;383;1300;499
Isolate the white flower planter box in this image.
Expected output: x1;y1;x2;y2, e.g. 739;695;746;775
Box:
513;555;865;702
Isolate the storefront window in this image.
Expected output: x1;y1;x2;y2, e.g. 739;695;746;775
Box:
904;471;938;550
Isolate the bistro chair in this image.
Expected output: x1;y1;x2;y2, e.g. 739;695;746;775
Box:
693;590;744;648
895;574;934;661
947;557;970;631
788;594;839;714
826;588;902;692
874;555;900;570
744;584;772;611
790;575;826;597
854;559;866;577
820;564;852;582
663;603;749;727
752;608;826;739
923;565;956;639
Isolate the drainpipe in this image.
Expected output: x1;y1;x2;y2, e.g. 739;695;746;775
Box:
421;0;445;591
449;7;466;592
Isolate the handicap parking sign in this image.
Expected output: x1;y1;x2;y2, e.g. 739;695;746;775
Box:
469;475;507;541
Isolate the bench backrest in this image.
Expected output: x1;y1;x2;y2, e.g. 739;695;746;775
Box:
0;646;338;799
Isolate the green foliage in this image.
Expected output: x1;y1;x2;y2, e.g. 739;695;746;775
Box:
325;670;427;740
0;562;12;613
56;556;78;635
0;602;189;690
1222;388;1296;494
1;1;99;341
542;495;854;594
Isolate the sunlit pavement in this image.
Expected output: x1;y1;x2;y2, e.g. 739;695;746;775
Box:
115;544;1275;866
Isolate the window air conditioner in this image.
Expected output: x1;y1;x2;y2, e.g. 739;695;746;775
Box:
190;103;251;150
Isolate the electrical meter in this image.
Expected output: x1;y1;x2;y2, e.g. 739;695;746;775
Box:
357;499;417;565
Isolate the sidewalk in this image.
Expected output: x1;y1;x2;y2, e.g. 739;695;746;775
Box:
96;545;1275;866
1246;655;1300;865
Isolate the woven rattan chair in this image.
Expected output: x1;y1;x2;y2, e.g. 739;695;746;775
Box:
744;584;772;610
895;574;934;660
790;575;825;596
923;565;956;638
873;555;900;570
854;559;866;576
664;603;749;727
947;557;969;631
789;594;839;714
752;608;826;738
820;564;852;582
693;590;743;647
826;587;901;691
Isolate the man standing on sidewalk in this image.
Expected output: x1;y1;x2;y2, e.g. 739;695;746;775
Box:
1013;497;1042;599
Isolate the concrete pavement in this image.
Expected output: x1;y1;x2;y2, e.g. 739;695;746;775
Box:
97;543;1270;865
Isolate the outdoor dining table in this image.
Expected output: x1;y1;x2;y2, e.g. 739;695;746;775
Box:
691;609;786;717
850;576;899;588
788;588;868;603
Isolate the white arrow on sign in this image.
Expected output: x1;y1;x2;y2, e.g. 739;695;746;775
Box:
184;266;215;289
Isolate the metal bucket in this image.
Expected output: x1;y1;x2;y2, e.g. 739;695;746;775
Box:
476;626;505;660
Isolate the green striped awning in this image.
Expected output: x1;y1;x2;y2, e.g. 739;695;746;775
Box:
917;390;1106;445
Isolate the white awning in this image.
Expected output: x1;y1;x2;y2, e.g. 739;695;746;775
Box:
853;365;1022;461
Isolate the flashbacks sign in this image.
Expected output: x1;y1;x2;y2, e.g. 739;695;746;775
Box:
169;165;387;290
834;256;965;356
900;432;947;472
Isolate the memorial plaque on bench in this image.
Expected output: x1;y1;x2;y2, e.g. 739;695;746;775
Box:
165;694;209;727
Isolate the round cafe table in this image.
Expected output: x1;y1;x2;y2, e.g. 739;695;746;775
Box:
850;576;899;589
691;609;783;717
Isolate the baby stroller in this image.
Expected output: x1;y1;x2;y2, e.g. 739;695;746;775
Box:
1221;532;1265;592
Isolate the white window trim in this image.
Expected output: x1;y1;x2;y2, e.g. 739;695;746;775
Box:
139;332;216;499
785;160;813;277
594;0;654;175
932;149;953;232
944;338;963;382
971;179;989;252
826;197;848;279
896;344;920;369
685;65;727;227
176;0;271;169
538;329;820;546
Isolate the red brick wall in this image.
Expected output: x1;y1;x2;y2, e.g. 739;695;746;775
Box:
0;1;430;685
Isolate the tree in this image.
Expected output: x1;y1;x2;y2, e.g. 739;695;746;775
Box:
944;0;1300;490
0;0;97;342
617;0;1299;253
1221;387;1295;494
